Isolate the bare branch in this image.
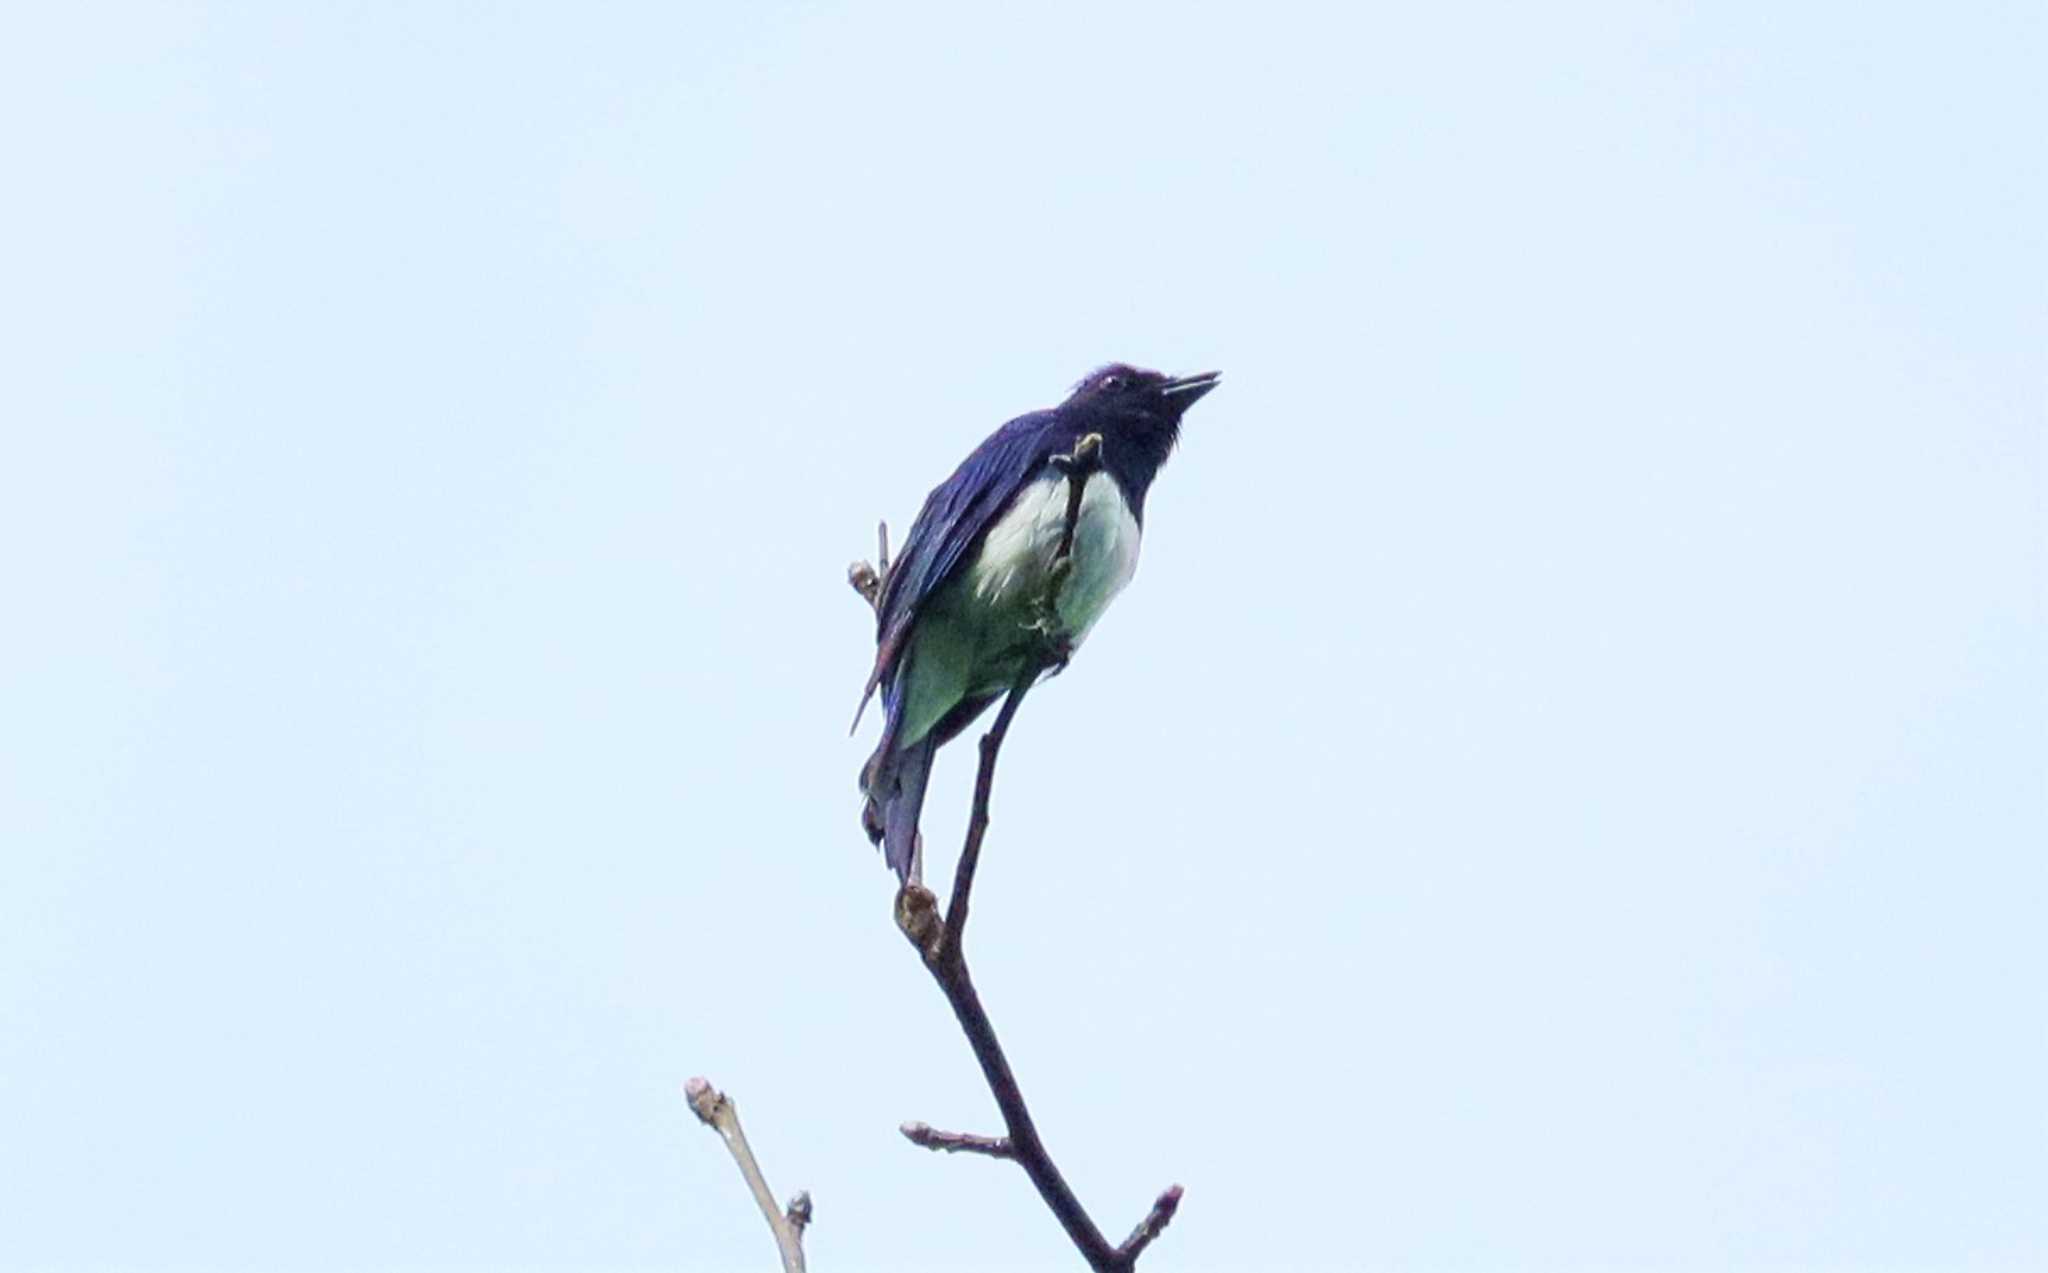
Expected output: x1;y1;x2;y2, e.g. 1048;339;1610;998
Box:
901;1120;1015;1159
684;1077;808;1273
891;432;1182;1271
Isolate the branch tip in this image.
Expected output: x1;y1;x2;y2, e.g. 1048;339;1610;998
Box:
848;559;881;607
850;520;895;614
1049;431;1104;475
681;1076;807;1272
1117;1184;1185;1261
900;1120;1015;1159
683;1075;722;1124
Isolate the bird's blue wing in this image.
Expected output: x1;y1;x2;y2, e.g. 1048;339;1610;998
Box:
854;412;1059;726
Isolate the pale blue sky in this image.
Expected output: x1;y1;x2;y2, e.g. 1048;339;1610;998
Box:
1;4;2041;1271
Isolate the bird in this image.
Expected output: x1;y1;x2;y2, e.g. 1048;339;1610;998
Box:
855;363;1220;883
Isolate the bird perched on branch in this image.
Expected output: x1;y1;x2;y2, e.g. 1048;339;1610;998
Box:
856;364;1220;882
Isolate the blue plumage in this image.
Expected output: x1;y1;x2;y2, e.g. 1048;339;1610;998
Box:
858;363;1220;882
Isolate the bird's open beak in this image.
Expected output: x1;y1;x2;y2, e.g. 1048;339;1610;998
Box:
1159;370;1222;408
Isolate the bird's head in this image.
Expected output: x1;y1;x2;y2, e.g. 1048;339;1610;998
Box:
1062;363;1221;448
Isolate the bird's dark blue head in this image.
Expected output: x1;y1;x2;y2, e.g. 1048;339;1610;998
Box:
1059;363;1220;479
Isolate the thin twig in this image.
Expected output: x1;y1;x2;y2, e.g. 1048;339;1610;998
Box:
1036;433;1104;666
900;1120;1015;1158
1048;433;1103;563
685;1077;808;1273
1117;1185;1185;1263
937;674;1034;961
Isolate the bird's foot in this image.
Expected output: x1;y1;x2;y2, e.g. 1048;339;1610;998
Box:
1041;630;1076;674
1018;614;1076;673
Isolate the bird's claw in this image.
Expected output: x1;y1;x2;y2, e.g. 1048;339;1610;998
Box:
1042;631;1075;673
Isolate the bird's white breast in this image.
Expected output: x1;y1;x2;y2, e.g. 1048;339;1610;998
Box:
968;471;1141;642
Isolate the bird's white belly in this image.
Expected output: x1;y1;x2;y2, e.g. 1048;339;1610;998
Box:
968;472;1140;642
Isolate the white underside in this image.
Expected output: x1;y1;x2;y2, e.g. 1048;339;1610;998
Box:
968;471;1141;641
894;471;1142;748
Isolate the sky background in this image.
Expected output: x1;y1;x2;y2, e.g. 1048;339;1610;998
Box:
1;3;2042;1271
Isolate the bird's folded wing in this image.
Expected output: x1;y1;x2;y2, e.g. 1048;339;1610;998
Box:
852;413;1059;730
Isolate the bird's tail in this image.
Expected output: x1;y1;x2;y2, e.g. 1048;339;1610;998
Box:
861;733;936;884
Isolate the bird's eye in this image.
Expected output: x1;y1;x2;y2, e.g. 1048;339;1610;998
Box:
1100;375;1122;391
